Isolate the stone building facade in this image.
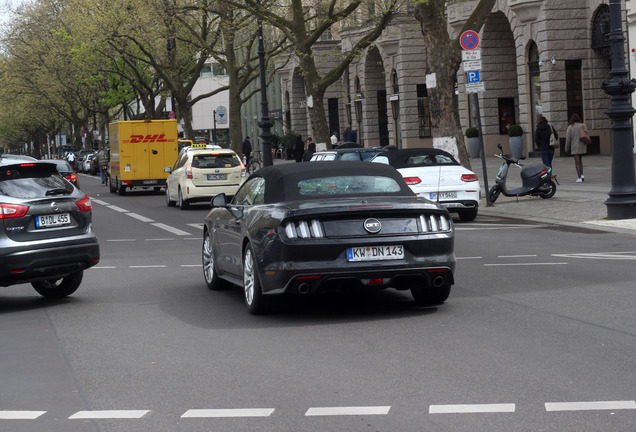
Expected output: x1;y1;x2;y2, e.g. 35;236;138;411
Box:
278;0;623;157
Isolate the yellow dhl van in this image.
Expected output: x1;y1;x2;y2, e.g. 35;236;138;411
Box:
108;120;179;194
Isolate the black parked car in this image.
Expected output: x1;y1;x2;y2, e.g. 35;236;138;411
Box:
202;161;455;314
0;161;100;297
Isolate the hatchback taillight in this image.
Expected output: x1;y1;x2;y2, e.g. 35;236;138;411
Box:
403;177;421;185
75;194;92;212
0;203;29;219
186;164;193;179
461;174;478;182
240;161;246;177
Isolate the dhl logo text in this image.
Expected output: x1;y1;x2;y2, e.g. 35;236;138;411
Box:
127;134;173;143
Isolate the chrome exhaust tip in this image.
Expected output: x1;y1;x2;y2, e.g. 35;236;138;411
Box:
432;275;446;288
297;282;311;295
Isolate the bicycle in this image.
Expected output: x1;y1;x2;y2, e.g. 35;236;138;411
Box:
244;151;263;174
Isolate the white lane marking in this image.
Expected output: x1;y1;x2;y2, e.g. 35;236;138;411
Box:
129;265;166;269
184;237;201;241
69;410;149;419
455;225;546;231
91;266;117;269
0;411;46;419
92;199;109;206
429;403;515;414
127;212;155;223
484;262;567;267
545;401;636;412
107;239;136;242
181;265;202;268
151;223;192;236
146;238;174;241
457;256;483;260
305;406;391;416
107;205;129;213
552;251;636;260
186;223;204;230
182;408;275;418
497;254;537;258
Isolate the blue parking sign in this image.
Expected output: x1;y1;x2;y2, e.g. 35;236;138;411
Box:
467;70;480;83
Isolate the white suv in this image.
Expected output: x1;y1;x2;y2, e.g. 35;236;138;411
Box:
164;144;245;209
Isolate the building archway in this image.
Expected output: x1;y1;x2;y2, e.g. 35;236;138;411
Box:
481;12;518;141
363;47;390;147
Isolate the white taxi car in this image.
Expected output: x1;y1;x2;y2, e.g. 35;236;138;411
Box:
164;144;245;209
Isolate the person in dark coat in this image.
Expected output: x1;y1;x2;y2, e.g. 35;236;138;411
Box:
534;116;557;168
302;142;316;162
242;136;252;162
294;135;305;162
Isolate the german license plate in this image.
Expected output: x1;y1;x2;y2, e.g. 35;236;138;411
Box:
207;174;227;180
143;180;158;185
36;213;70;228
429;191;458;199
347;245;404;262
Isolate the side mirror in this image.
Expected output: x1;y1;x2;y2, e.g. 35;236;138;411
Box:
211;193;227;208
164;167;172;173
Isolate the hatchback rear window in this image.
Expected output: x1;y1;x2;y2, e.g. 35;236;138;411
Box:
192;153;240;168
297;175;401;197
0;165;72;199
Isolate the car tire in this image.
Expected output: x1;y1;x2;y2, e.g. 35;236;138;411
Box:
31;271;83;298
117;185;126;195
410;282;451;306
488;185;501;204
166;187;176;207
458;208;478;222
109;177;117;193
178;188;189;210
202;231;231;290
243;245;270;314
538;180;557;199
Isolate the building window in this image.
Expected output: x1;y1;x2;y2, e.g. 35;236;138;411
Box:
201;63;226;77
417;84;431;137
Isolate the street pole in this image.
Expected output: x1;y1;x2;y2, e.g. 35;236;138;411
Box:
257;4;273;167
601;0;636;219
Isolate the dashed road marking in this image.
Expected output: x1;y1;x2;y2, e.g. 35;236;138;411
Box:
545;401;636;412
129;265;166;269
69;410;149;419
181;408;275;418
305;406;391;416
552;251;636;260
107;205;128;213
0;411;46;419
127;212;154;223
429;403;516;414
151;223;191;236
484;262;567;267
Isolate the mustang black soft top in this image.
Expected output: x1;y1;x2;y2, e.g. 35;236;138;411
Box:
250;161;415;203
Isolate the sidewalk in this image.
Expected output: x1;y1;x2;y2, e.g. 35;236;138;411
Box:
471;154;636;235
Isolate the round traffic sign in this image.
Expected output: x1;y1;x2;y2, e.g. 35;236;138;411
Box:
168;111;176;119
460;30;480;50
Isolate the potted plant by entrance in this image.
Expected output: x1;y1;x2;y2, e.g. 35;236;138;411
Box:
508;124;524;159
465;127;480;158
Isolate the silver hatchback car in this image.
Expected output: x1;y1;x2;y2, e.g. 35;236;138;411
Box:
0;160;100;297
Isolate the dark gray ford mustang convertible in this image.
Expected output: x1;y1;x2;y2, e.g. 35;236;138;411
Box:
202;161;455;314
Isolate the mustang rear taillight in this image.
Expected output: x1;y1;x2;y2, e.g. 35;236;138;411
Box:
284;220;324;239
403;177;421;185
419;214;452;233
461;174;478;182
75;194;93;212
0;203;29;219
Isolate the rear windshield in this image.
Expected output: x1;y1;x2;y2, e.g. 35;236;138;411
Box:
192;153;240;168
402;153;458;167
297;175;401;197
0;165;72;198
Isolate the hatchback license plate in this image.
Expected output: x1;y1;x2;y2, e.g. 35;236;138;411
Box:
429;191;458;199
207;174;227;180
36;213;70;228
347;245;404;262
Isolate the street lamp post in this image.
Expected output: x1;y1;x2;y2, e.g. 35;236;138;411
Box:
601;0;636;219
257;6;273;167
354;97;362;145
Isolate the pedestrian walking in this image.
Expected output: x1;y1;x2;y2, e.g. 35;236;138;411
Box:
95;148;108;184
302;142;316;162
565;113;588;182
534;116;557;168
330;132;338;146
66;151;75;164
294;134;305;162
242;136;252;164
